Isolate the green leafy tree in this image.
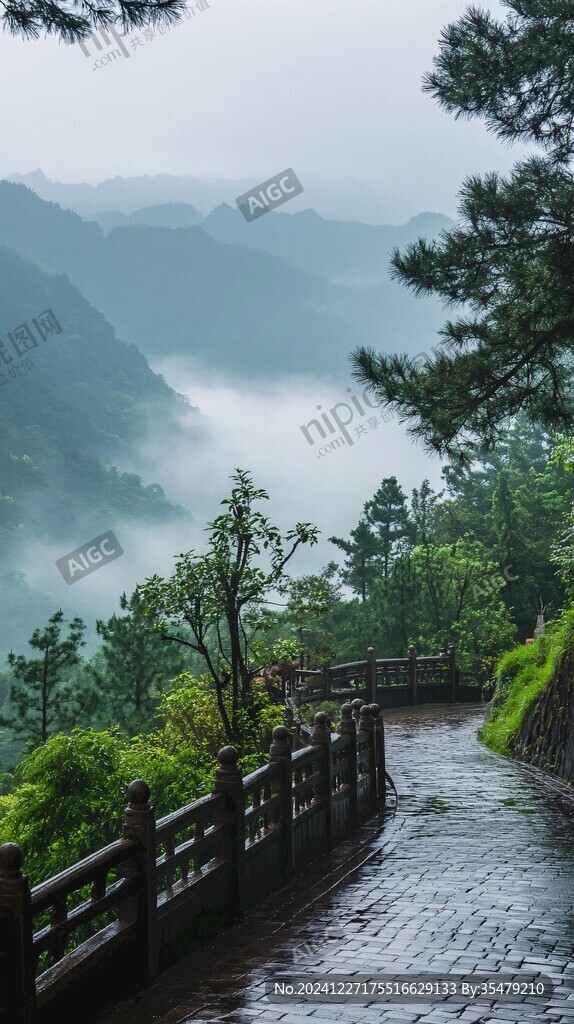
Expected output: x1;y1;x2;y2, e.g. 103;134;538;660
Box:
138;470;318;743
437;419;569;635
91;590;187;733
0;610;87;746
352;1;574;460
157;672;285;764
370;554;420;653
550;440;574;598
490;471;526;605
0;726;211;886
284;566;340;657
413;536;505;631
411;536;517;684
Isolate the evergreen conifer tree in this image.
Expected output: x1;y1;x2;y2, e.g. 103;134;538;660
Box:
3;0;186;44
0;610;86;745
353;1;574;461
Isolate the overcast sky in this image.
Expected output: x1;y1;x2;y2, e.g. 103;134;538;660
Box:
0;0;528;222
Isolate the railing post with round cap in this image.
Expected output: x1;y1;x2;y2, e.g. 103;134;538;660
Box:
358;704;377;818
213;745;245;920
339;703;358;834
122;779;158;983
408;644;418;705
0;842;35;1023
324;665;332;701
351;697;364;726
366;647;377;704
369;704;386;811
448;645;457;701
311;711;333;851
269;725;293;882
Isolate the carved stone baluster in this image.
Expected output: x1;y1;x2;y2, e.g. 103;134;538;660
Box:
49;895;68;962
369;703;386;812
122;778;158;983
269;725;293;882
311;712;333;850
213;746;245;920
358;706;377;818
0;843;35;1023
340;704;358;835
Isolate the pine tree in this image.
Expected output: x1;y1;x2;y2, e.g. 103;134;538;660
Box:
92;590;187;732
3;0;186;44
0;610;86;746
352;1;574;461
410;480;439;547
329;520;381;602
490;471;526;603
364;477;411;578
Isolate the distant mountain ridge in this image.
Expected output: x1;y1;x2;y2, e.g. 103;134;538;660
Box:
89;199;452;285
7;169;255;218
0;181;450;376
201;203;451;284
7;169;446;225
0;182;341;373
91;203;204;233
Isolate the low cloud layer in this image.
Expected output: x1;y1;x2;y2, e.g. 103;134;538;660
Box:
137;358;445;571
8;361;445;656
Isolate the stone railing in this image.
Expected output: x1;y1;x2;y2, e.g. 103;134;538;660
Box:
294;644;482;708
0;702;384;1024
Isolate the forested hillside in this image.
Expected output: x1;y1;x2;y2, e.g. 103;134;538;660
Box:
317;420;573;676
0;244;193;650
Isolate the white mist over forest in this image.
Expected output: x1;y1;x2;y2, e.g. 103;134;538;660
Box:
15;359;444;652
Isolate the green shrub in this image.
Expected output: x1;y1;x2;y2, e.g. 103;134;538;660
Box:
0;673;286;886
298;700;343;727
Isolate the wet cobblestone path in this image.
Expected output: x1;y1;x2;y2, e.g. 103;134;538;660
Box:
99;705;574;1024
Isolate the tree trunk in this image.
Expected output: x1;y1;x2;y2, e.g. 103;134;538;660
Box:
41;651;49;744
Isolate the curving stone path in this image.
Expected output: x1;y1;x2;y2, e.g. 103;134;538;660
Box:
98;705;574;1024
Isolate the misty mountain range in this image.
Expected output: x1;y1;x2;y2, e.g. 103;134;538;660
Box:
0;172;452;650
92;203;205;233
7;169;256;219
6;169;434;226
0;180;451;374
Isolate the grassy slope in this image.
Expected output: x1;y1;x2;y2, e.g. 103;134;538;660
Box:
479;609;574;755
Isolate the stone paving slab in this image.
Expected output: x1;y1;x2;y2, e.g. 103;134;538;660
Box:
97;705;574;1024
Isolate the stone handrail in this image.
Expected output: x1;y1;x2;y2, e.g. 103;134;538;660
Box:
293;643;481;708
0;702;384;1024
